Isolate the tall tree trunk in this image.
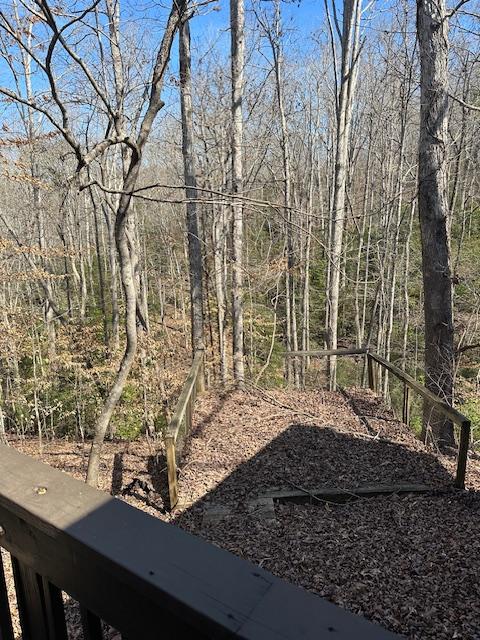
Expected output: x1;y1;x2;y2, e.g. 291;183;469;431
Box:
213;205;228;383
90;187;108;345
86;185;139;486
86;3;181;486
179;16;205;352
271;1;299;387
103;204;120;351
401;202;416;369
326;0;361;390
417;0;455;448
230;0;245;386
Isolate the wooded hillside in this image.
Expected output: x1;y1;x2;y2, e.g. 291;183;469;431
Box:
0;0;478;476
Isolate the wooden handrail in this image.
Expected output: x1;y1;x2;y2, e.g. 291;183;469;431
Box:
167;349;205;441
165;349;205;510
286;348;472;489
0;445;399;639
367;352;469;426
287;348;367;357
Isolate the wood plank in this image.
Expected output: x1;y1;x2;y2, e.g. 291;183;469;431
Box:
167;350;204;441
202;505;232;527
286;348;367;358
11;556;49;640
455;421;471;489
41;578;68;640
165;436;178;510
367;353;377;392
196;356;205;393
164;349;205;510
0;445;399;639
402;383;411;426
264;484;434;504
247;498;276;522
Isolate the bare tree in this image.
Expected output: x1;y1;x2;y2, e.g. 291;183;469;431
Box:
0;0;184;485
325;0;363;389
179;7;205;352
230;0;246;386
417;0;455;447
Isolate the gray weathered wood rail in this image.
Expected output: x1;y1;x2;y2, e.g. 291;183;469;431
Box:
0;444;400;639
165;349;205;510
287;348;471;489
264;483;434;504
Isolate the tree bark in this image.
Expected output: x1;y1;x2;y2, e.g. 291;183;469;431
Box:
86;3;181;486
179;15;205;352
326;0;362;390
230;0;246;386
417;0;455;448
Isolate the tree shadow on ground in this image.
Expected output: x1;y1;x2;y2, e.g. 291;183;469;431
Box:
184;389;233;440
146;453;169;511
141;391;234;511
110;452;124;496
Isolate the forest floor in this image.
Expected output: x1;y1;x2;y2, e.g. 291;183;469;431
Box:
4;386;480;639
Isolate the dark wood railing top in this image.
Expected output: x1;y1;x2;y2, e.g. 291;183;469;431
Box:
0;445;399;639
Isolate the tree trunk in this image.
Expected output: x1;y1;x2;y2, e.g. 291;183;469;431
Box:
230;0;245;386
86;3;181;486
86;185;138;486
417;0;455;448
104;204;120;351
327;0;361;390
179;16;205;352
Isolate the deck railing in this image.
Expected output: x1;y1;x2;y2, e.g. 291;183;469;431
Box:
287;348;471;490
0;444;399;639
165;348;205;510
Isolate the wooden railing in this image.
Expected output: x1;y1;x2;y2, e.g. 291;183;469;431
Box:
287;348;472;490
165;349;205;510
0;445;400;639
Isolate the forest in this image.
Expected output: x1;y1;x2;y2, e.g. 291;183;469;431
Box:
0;0;478;473
0;0;479;638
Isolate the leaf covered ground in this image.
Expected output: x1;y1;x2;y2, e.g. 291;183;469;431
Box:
4;386;480;639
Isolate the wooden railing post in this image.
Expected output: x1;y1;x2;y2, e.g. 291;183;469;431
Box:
402;383;411;426
186;396;193;435
197;348;205;393
11;556;68;639
455;420;471;490
80;606;103;639
164;349;207;510
165;435;178;510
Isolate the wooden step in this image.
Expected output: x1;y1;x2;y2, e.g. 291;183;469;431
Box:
262;483;435;505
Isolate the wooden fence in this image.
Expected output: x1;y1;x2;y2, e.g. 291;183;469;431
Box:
287;348;471;489
0;444;400;639
165;349;205;510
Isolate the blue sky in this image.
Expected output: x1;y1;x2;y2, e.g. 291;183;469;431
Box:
191;0;324;34
189;0;324;51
